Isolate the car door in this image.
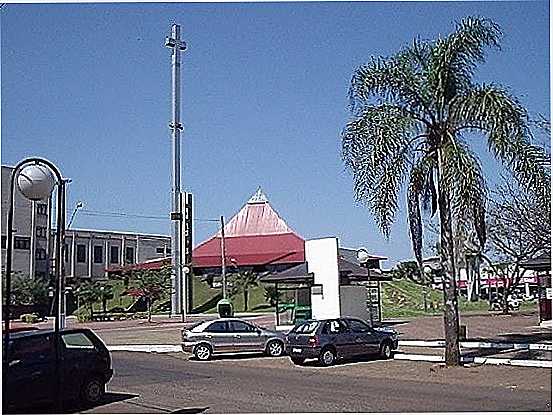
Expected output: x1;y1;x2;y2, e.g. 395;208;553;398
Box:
204;321;234;353
229;320;264;352
61;331;101;399
6;334;56;408
323;319;355;359
344;318;379;355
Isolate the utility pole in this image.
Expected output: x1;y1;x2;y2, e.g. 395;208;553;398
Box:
220;216;227;299
165;24;187;316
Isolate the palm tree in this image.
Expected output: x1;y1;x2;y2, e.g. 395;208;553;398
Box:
342;17;550;365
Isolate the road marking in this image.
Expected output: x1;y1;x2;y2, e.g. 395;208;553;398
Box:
393;353;552;368
399;340;552;351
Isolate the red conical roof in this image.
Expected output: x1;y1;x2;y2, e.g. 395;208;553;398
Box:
193;188;305;268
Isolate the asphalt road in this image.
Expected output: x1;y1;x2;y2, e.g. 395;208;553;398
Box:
82;352;551;413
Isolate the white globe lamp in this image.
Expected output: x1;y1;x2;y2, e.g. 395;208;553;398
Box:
17;164;56;201
356;248;371;265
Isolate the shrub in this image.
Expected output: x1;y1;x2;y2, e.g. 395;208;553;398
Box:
76;309;92;323
20;313;39;324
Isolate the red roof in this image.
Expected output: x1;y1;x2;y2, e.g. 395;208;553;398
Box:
193;233;304;268
193;188;305;268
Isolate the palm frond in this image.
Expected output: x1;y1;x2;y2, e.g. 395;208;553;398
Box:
349;49;432;122
407;156;434;266
441;137;487;247
428;16;502;106
451;83;551;204
342;105;416;236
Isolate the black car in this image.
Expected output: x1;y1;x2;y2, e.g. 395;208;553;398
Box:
3;328;113;412
285;317;399;366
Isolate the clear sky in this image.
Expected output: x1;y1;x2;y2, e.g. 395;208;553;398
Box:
1;1;550;267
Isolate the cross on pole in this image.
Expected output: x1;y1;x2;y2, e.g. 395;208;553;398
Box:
165;24;187;317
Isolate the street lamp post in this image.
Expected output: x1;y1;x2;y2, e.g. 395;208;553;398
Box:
3;157;66;412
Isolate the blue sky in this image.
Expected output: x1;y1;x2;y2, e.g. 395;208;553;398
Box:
1;1;550;267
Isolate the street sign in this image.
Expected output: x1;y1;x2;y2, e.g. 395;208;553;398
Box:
170;212;183;221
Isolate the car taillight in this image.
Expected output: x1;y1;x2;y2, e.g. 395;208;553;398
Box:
308;336;319;347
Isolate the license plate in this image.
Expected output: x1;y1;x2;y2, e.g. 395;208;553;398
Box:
292;348;302;354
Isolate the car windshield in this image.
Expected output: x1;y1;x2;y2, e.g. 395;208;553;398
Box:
291;321;319;334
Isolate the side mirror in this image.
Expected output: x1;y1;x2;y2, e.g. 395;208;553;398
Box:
256;329;262;335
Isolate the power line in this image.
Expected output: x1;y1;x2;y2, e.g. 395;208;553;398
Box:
49;208;220;223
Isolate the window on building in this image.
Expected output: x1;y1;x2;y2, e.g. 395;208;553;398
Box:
110;246;119;264
36;203;48;216
93;246;103;264
14;237;31;250
125;247;134;264
36;226;47;239
64;243;69;262
156;247;165;254
76;244;86;263
1;235;6;249
35;248;47;260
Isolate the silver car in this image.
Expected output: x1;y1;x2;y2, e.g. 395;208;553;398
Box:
181;318;286;361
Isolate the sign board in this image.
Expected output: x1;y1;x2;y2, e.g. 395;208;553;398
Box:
170;212;183;221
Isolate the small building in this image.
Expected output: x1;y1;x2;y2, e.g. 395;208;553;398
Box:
260;238;386;328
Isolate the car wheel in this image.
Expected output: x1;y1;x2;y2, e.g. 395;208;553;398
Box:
80;376;105;406
290;356;305;365
379;341;392;359
194;343;212;361
266;340;284;357
318;347;336;366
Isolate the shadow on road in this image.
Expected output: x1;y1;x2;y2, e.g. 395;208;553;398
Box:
5;392;139;414
189;352;268;362
171;406;210;414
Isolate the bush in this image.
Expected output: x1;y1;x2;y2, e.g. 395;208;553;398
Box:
20;313;39;324
76;309;92;323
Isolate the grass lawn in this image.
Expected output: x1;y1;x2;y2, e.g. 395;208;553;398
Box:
81;275;536;319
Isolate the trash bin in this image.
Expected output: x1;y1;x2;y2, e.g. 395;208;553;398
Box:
217;299;234;318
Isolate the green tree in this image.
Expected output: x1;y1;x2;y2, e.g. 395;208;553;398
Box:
78;281;102;320
228;271;259;311
264;285;282;307
342;17;550;365
8;272;49;306
127;267;172;322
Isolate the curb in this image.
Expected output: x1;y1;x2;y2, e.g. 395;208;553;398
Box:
399;340;552;351
393;352;552;368
108;345;182;353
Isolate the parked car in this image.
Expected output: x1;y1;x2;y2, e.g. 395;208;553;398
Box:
3;328;113;412
285;317;399;366
181;318;286;360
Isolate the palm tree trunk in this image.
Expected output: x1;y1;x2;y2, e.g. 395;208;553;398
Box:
437;149;461;366
147;298;152;322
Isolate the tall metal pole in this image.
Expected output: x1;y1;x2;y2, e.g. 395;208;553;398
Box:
220;216;227;299
166;24;187;315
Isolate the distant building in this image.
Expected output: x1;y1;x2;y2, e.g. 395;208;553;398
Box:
63;228;171;281
1;165;52;279
2;164;171;282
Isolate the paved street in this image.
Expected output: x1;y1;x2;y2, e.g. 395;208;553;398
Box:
79;351;551;413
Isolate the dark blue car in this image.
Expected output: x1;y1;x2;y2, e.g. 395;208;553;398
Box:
3;328;113;412
285;317;399;366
